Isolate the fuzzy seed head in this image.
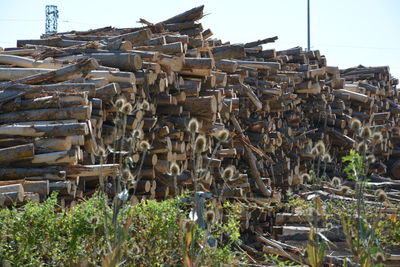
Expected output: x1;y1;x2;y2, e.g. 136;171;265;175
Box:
350;118;362;132
140;100;150;111
314;141;326;155
331;177;342;188
183;219;195;232
340;186;351;194
205;210;216;224
122;169;132;180
215;129;230;142
114;98;126;110
366;154;376;164
374;252;386;263
301;173;312;183
222;166;236;181
197;168;210;180
357;141;368;154
311;208;319;218
169;162;180;177
372;132;383;142
375;189;387;202
311;147;319;156
121;103;133;115
139;140;150;151
97;146;106;157
113;117;123;126
360;126;372;139
132;129;144;140
187;118;200;134
322;153;331;163
194;135;207;153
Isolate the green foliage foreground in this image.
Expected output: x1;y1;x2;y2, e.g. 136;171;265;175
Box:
0;193;242;266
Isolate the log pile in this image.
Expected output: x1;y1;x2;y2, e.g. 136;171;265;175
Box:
0;5;399;264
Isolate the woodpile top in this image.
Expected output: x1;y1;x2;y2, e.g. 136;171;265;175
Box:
1;5;400;264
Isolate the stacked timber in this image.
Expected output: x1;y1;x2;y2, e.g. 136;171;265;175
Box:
1;4;400;265
0;5;398;204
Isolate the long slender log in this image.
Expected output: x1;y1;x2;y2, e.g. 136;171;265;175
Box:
0;143;34;163
0;167;66;180
160;5;204;24
66;164;120;177
0;94;88;112
0;106;91;123
231;115;271;197
244;36;278;48
4;83;96;97
87;70;136;83
31;150;78;165
35;137;72;153
0;58;99;89
241;84;262;111
0;54;65;69
88;53;143;71
0;123;88;137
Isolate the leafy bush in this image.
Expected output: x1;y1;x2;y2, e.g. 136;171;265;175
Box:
0;193;242;266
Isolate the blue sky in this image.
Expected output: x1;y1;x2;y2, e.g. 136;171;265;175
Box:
1;0;400;79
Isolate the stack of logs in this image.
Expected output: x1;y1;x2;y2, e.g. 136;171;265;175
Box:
0;5;399;262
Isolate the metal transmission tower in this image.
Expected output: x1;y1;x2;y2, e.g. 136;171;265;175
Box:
307;0;310;51
45;5;59;34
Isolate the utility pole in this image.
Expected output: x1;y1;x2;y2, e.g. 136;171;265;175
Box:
307;0;310;51
45;5;59;34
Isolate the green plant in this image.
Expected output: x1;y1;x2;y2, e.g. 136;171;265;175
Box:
0;192;242;266
340;144;385;266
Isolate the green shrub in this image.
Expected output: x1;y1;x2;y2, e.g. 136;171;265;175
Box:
0;193;242;266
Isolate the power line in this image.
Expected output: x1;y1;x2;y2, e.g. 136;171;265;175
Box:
0;18;42;22
61;20;104;27
315;44;400;51
307;0;310;51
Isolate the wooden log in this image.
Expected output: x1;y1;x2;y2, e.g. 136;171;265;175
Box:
235;60;280;70
88;53;143;71
112;29;152;44
183;57;214;69
0;143;34;163
87;70;136;83
160;5;204;24
0;106;91;123
4;83;96;97
66;164;119;177
34;137;72;153
231;115;271;197
49;181;71;195
183;95;217;115
0;123;88;137
215;60;238;72
0;58;99;88
333;89;371;103
1;94;88;112
0;54;65;69
244;36;278;48
17;37;87;48
212;44;245;60
156;54;184;72
241;84;262;111
22;180;49;196
31;149;78;165
95;82;121;99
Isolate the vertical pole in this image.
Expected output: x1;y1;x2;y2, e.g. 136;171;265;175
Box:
307;0;311;51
